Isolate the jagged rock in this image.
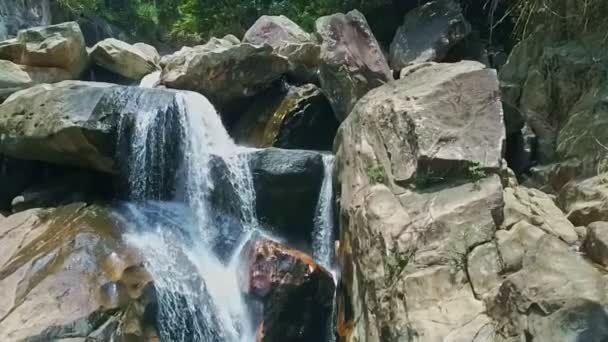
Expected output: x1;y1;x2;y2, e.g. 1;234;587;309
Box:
232;83;338;150
0;59;72;101
496;221;546;272
0;81;197;173
527;298;608;342
160;36;288;111
522;159;582;194
389;0;471;71
0;0;51;40
240;239;335;342
584;221;608;266
337;61;504;193
0;203;152;341
90;38;159;80
503;186;578;244
467;242;503;299
491;235;606;337
500;28;608;168
335;59;506;341
14;21;89;79
559;176;608;226
315;10;392;121
248;148;325;247
243;15;320;83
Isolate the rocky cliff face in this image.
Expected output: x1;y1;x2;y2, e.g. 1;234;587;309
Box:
0;0;51;40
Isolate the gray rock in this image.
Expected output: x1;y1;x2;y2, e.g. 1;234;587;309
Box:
248;148;325;247
584;221;608;266
243;15;320;83
467;242;503;299
528;299;608;342
0;0;51;40
160;36;288;110
0;81;197;173
491;235;606;336
496;221;546;272
503;186;578;244
389;0;471;71
0;59;71;101
315;10;392;121
90;38;160;80
559;175;608;226
15;21;89;79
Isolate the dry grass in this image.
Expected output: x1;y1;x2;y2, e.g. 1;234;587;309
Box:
513;0;608;40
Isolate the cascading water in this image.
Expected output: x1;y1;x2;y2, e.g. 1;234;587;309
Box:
113;88;257;341
312;154;337;342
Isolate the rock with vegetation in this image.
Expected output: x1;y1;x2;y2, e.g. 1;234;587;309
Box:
90;38;160;80
0;203;155;341
240;239;335;342
335;60;505;341
13;21;89;79
248;148;325;247
232;83;339;150
389;0;471;71
160;36;289;112
315;10;392;121
243;15;320;83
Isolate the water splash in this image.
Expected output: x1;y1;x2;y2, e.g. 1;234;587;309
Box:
140;71;161;88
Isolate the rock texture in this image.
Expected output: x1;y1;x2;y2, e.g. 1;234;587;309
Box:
160;36;288;110
14;21;89;79
0;0;51;40
90;38;159;80
243;15;320;83
335;61;505;342
390;0;471;71
232;83;338;150
315;10;392;121
0;59;71;101
0;81;195;173
0;203;153;341
559;176;608;226
248;148;325;247
240;239;335;342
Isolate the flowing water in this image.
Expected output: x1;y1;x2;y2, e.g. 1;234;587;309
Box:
113;86;337;341
114;89;256;341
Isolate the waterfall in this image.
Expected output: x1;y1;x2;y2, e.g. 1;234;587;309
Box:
312;154;335;269
114;88;256;341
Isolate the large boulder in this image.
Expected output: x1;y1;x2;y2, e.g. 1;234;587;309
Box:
14;21;89;79
558;175;608;226
240;239;335;342
315;10;392;121
0;0;51;40
243;15;320;83
389;0;471;71
336;61;504;194
248;148;325;247
0;59;71;101
232;83;339;150
335;60;506;341
490;235;606;337
0;81;196;173
0;203;154;341
90;38;160;80
584;221;608;267
503;186;578;244
160;36;288;111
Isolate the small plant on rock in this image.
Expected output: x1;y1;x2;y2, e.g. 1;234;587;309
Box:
367;162;386;184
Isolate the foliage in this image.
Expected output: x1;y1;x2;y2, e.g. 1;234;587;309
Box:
467;161;486;182
58;0;392;45
413;171;445;190
367;162;386;184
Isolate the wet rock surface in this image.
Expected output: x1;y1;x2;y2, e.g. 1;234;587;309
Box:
240;239;335;342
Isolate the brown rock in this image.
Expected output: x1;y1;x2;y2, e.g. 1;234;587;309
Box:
240;239;335;342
